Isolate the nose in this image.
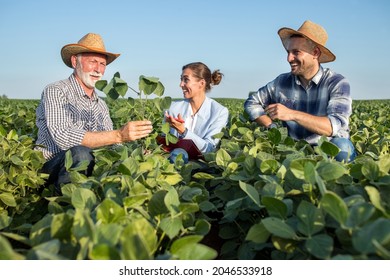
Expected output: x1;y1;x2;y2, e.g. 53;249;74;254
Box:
287;52;295;63
179;80;185;88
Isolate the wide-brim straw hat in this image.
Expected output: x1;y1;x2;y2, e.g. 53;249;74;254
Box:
61;33;120;68
278;20;335;63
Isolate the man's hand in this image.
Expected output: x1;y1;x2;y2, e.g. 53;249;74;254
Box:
119;120;153;142
265;103;332;136
265;103;293;121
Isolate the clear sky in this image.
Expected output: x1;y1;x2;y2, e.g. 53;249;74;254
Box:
1;0;389;100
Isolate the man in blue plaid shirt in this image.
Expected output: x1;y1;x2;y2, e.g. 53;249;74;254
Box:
244;20;356;162
35;33;153;194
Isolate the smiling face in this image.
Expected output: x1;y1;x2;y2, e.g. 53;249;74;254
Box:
285;36;320;82
179;68;206;100
72;53;107;96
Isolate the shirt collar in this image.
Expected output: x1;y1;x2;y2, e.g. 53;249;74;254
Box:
69;74;99;102
294;66;324;87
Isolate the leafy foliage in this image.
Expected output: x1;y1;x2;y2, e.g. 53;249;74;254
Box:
0;86;389;260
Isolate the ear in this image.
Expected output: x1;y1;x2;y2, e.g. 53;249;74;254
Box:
71;55;78;68
199;79;206;89
313;47;321;60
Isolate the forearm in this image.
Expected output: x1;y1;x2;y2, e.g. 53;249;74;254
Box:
81;120;153;148
254;115;274;128
81;130;122;148
293;111;332;136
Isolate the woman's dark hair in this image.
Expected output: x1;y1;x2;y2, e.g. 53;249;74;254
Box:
182;62;223;92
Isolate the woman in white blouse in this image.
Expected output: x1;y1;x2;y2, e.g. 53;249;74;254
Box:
165;62;229;163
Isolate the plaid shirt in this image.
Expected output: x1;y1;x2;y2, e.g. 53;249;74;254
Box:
244;67;352;144
35;74;114;160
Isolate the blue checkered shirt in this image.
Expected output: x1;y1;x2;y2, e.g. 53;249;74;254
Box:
35;74;114;160
244;67;352;144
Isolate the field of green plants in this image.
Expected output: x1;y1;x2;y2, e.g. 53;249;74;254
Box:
0;75;389;260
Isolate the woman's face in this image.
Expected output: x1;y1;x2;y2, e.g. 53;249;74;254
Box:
179;68;205;99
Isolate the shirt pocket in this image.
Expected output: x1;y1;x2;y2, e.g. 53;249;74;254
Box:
280;97;296;109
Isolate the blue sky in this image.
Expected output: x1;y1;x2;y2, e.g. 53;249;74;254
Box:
1;0;389;100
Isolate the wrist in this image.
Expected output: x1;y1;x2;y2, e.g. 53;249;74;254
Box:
179;128;188;139
267;123;277;129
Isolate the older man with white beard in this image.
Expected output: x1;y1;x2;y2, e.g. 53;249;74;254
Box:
35;33;153;195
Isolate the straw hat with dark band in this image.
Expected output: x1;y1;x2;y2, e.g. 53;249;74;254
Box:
278;20;335;63
61;33;120;68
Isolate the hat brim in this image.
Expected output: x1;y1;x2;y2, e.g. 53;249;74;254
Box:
278;27;336;63
61;43;120;68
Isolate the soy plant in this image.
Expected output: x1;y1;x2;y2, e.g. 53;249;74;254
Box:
96;72;176;147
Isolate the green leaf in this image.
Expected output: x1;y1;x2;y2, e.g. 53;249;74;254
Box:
148;190;169;216
194;219;211;235
71;188;97;210
320;141;340;157
260;159;279;174
346;202;376;228
120;217;157;260
316;161;347;181
239;181;261;207
297;200;325;237
95;224;123;246
95;79;107;91
352;218;390;254
0;192;16;207
0;213;12;230
164;186;180;214
267;128;282;145
0;235;25;260
262;217;298;239
290;159;316;180
261;196;287;219
51;213;73;240
365;186;388;217
96;199;125;224
304;161;316;184
245;222;270;243
139;75;158;95
113;76;128;97
305;234;333;259
118;157;138;175
90;244;120;260
153;82;165;97
170;235;217;260
216;148;231;167
362;160;380;181
64;150;73;171
72;209;95;241
320;192;348;227
159;216;182;239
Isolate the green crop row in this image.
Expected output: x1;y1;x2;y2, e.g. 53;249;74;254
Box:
0;92;389;260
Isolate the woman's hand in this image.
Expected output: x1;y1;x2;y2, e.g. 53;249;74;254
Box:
165;112;186;134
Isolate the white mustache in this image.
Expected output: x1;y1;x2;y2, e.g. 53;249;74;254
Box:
90;71;102;78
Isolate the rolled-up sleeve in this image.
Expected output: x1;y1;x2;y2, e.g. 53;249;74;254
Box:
244;81;274;121
327;77;352;138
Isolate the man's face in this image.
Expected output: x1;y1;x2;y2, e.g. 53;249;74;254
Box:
74;53;107;89
285;37;318;78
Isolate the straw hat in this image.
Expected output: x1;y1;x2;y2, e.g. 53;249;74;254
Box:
278;20;335;63
61;33;120;68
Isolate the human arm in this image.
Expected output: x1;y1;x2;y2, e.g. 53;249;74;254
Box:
81;120;153;148
265;103;332;136
165;103;229;153
184;106;229;153
43;84;152;150
244;83;275;128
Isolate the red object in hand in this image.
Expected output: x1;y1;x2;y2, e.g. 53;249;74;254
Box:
174;117;185;123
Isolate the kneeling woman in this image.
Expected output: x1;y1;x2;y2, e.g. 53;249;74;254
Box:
164;62;229;163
